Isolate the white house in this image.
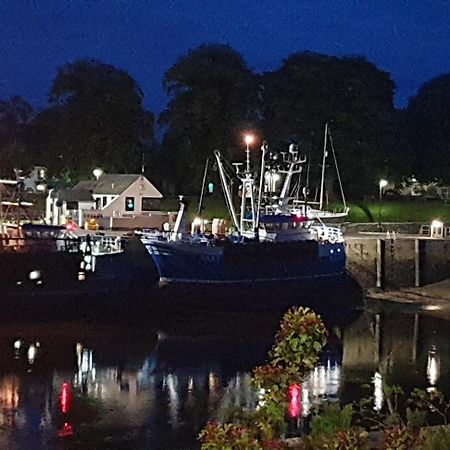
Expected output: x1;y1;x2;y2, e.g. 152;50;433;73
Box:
46;174;168;229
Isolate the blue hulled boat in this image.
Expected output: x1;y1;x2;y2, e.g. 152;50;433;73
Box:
146;230;345;285
144;132;348;288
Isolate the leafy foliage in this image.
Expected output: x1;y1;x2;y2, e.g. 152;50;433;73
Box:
0;96;34;175
5;45;450;201
295;427;369;450
159;44;261;193
415;426;450;450
262;52;396;197
270;306;328;374
199;307;328;449
403;74;450;183
310;404;353;437
29;59;154;180
199;422;262;450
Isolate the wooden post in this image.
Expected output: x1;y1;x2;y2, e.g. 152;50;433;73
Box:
412;313;419;363
374;314;381;364
414;239;424;287
376;239;385;289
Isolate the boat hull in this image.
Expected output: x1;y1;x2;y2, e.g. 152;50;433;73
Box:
0;237;158;310
145;240;346;284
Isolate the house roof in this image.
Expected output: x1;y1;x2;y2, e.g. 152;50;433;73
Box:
91;174;140;195
56;187;93;202
54;173;162;202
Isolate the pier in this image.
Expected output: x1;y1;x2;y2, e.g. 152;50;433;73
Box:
344;224;450;317
345;228;450;291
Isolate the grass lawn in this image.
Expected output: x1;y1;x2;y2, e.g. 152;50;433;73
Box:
348;200;450;223
161;195;450;224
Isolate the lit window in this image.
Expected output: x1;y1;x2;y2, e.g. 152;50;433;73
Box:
125;197;135;212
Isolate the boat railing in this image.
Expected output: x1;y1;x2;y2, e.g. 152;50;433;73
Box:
0;225;81;252
307;209;344;243
139;229;171;243
80;234;123;255
310;224;343;243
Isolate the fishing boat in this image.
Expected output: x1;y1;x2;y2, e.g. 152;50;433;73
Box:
0;223;156;307
0;174;157;311
143;132;347;288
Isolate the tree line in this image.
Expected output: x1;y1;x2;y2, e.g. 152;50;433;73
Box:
1;44;449;199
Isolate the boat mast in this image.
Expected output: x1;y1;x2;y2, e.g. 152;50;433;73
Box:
319;123;328;210
278;145;305;209
213;150;240;231
240;136;256;236
328;128;348;212
197;158;209;216
171;196;186;241
255;140;268;235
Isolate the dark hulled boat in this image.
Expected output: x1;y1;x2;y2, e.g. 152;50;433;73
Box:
146;237;345;285
0;224;157;313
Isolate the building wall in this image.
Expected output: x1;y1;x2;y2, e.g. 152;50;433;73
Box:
101;176;162;217
92;194;118;210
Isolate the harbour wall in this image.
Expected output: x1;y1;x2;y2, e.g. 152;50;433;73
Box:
345;238;450;290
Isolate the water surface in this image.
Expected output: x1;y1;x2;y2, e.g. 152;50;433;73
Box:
0;300;448;449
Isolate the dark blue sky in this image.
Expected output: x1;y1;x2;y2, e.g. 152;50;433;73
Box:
1;0;449;113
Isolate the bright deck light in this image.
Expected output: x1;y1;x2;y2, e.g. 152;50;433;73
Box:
244;134;254;146
431;219;443;228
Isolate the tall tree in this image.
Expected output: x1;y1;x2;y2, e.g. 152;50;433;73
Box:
160;44;261;193
0;96;34;176
31;59;154;180
262;52;396;198
403;74;450;182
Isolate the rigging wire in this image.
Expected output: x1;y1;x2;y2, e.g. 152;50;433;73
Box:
327;127;347;209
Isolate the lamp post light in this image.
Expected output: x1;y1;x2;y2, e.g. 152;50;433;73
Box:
244;134;254;173
378;179;388;229
379;179;388;202
93;168;104;180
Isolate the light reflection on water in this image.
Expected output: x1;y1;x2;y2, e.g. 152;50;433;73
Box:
0;307;449;448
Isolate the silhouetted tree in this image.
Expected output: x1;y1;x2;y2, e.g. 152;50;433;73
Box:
403;74;450;183
159;44;261;193
30;59;154;180
261;52;396;198
0;96;34;176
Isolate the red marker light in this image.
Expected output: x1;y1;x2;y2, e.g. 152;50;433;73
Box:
288;384;302;418
60;382;71;414
57;422;74;438
65;222;77;231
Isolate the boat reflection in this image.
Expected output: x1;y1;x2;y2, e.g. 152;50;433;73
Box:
0;306;447;448
427;346;440;387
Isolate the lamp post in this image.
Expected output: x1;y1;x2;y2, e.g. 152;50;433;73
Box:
378;179;388;229
93;168;104;180
244;134;254;173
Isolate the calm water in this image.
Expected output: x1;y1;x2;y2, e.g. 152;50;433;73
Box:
0;300;449;449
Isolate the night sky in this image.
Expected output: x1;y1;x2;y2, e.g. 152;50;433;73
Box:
1;0;450;113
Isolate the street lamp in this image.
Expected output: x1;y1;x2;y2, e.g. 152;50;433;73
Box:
378;179;388;229
244;134;254;173
244;134;254;148
379;179;388;202
93;168;104;180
